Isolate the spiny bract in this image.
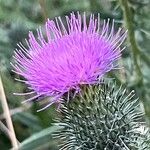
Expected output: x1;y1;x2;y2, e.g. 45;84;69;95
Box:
12;12;127;109
54;81;148;150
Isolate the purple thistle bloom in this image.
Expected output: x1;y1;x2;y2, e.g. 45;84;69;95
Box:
12;12;127;110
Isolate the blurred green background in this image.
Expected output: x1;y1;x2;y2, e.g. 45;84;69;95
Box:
0;0;150;149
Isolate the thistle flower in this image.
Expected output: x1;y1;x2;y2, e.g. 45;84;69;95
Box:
12;12;127;109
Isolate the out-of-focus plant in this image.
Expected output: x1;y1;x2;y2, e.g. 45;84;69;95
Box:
0;0;150;149
119;0;150;124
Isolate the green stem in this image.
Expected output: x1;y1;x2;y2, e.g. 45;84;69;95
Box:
120;0;143;84
39;0;48;22
120;0;150;124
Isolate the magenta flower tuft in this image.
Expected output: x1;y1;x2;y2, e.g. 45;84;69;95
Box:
12;12;127;110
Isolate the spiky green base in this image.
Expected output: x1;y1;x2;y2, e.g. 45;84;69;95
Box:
55;81;149;150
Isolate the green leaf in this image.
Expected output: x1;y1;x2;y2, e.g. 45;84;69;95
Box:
13;112;42;132
18;126;62;150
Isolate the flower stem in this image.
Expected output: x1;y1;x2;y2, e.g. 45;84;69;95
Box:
0;75;19;149
120;0;143;84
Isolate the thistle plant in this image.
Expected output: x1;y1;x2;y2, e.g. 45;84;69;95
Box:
12;12;150;150
55;81;149;150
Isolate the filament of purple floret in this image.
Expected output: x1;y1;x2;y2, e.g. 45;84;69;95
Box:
13;91;35;96
37;93;64;112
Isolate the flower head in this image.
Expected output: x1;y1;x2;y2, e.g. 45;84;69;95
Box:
12;12;127;109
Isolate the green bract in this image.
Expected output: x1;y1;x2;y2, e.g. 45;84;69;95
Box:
54;81;149;150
